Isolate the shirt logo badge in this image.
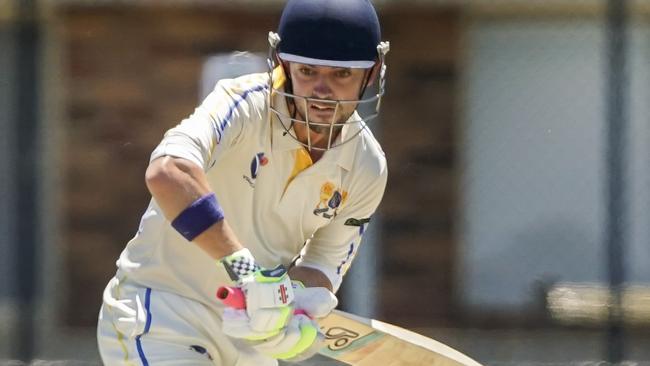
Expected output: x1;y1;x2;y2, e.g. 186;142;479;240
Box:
278;284;289;304
244;152;268;188
314;181;348;219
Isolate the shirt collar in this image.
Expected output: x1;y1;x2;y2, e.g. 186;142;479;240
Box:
324;112;359;171
270;92;303;152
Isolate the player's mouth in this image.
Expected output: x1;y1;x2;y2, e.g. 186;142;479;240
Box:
309;103;336;117
310;103;335;111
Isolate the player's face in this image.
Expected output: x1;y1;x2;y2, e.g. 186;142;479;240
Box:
287;62;369;133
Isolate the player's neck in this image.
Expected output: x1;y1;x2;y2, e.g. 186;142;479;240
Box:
307;148;325;163
292;124;339;163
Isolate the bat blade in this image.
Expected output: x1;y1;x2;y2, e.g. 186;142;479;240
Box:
217;287;481;365
312;310;482;366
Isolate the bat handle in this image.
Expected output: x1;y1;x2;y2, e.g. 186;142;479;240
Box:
217;286;311;318
216;286;246;309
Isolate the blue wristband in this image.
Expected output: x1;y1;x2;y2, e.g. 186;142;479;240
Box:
171;193;224;241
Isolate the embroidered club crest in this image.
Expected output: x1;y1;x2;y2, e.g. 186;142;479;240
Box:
314;181;348;219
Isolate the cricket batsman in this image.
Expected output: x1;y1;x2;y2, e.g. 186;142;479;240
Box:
97;0;390;364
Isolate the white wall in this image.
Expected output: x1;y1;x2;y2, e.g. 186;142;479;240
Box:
460;19;650;311
626;25;650;283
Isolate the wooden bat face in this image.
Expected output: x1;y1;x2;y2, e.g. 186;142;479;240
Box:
307;310;483;366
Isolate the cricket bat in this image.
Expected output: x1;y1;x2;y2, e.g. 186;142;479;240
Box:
217;287;483;366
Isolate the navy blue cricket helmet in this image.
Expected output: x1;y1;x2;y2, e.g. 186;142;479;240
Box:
277;0;382;68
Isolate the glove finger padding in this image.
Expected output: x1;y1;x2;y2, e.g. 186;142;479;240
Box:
292;284;338;319
222;308;283;340
279;317;325;363
241;273;294;333
252;314;322;361
251;315;302;354
248;307;292;335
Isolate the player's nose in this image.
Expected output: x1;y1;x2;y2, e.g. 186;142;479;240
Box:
312;77;333;99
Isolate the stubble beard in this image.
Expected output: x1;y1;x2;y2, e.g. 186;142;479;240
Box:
294;105;347;136
308;123;343;135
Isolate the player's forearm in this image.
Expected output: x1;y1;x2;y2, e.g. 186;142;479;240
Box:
145;156;243;259
289;266;333;291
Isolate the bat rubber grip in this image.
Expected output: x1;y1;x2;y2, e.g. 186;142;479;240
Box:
216;286;246;309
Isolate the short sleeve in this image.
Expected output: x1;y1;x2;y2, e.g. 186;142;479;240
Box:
150;77;268;170
295;158;388;292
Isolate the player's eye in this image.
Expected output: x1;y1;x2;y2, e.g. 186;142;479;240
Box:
299;67;315;76
335;69;352;78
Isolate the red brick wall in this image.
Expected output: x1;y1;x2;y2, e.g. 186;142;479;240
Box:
378;8;460;326
57;4;460;327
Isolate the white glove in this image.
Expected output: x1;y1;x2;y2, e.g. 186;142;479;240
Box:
222;281;338;361
274;282;338;362
292;282;338;318
220;248;295;340
251;312;323;361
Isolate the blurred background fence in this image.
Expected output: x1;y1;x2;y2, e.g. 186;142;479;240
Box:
1;0;650;364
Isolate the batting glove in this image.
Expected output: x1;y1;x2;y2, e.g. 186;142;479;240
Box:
220;248;295;340
264;281;338;362
249;312;322;361
291;280;338;319
236;281;338;362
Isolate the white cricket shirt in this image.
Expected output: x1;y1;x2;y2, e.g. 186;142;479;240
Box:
115;71;388;309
